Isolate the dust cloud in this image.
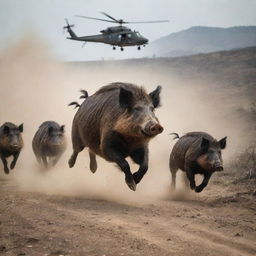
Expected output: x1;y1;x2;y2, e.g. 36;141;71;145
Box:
0;35;253;204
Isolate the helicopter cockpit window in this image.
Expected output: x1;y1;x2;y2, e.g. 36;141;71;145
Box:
135;32;142;38
127;33;132;38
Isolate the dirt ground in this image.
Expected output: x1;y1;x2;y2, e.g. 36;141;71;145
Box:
0;176;255;256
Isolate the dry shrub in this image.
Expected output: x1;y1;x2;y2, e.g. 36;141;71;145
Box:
229;146;256;183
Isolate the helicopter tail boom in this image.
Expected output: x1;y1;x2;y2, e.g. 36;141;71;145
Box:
66;27;77;39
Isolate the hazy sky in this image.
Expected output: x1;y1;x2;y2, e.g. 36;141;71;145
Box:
1;0;256;60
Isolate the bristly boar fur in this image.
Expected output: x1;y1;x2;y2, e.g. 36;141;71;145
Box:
169;131;227;193
69;82;163;191
0;122;24;174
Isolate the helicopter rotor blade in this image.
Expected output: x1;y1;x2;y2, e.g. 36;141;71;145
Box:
100;12;120;23
75;15;117;23
127;20;170;24
75;13;169;25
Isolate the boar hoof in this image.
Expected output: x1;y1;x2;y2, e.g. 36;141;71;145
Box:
68;158;75;168
4;167;9;174
90;162;97;173
195;186;204;193
126;179;136;191
190;183;196;190
133;172;141;184
10;162;15;170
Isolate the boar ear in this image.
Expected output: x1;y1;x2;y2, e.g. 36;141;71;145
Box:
3;125;10;134
201;137;210;152
149;85;162;108
119;87;133;109
219;136;227;149
18;123;23;133
60;125;65;133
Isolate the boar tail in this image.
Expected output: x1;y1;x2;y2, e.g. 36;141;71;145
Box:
68;101;80;109
80;89;89;99
169;133;180;140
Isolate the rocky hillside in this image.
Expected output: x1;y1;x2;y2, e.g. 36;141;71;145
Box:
147;26;256;57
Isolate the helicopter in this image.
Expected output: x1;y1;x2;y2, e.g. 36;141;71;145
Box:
63;12;169;51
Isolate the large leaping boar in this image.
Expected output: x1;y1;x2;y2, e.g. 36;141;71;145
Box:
169;132;227;193
0;122;24;174
69;82;164;191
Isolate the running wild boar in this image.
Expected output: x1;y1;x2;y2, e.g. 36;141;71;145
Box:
32;121;66;168
169;132;227;193
69;82;164;191
0;122;24;174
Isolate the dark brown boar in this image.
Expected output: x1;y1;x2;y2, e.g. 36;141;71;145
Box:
0;122;24;174
32;121;66;168
69;82;163;191
169;132;227;193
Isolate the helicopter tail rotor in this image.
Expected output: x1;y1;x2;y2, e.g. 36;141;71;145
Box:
63;18;75;30
63;19;77;38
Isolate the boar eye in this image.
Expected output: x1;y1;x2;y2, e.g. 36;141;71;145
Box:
134;106;143;112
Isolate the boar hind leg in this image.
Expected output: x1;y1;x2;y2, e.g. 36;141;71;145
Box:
10;151;20;170
69;146;84;168
69;129;84;168
89;151;97;173
131;147;148;184
68;151;79;168
185;166;196;191
1;155;9;174
170;167;178;191
183;173;190;190
33;149;42;165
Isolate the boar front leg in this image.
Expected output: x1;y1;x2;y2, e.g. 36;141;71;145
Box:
102;132;136;191
1;155;9;174
111;153;136;191
195;172;212;193
10;151;20;170
131;147;148;184
41;154;49;169
52;152;63;167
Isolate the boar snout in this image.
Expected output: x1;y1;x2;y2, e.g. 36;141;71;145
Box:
214;161;223;172
143;122;163;137
11;144;21;150
150;123;163;135
215;165;224;172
